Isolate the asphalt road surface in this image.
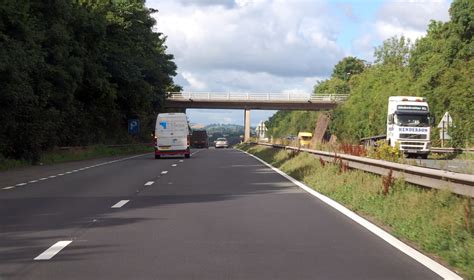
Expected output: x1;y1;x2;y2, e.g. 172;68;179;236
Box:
0;149;445;279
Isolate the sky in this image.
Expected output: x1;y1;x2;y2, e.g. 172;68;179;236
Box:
146;0;451;126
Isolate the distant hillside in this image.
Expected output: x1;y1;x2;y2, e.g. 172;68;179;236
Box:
190;123;206;130
205;124;245;133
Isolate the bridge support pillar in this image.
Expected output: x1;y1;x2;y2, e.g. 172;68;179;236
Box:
244;109;251;142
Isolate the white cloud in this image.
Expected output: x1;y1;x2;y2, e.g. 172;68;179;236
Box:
150;0;344;78
145;0;452;124
350;0;451;62
376;0;450;34
181;72;207;91
177;69;324;93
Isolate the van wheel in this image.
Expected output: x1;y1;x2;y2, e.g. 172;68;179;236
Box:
185;154;190;159
155;155;160;159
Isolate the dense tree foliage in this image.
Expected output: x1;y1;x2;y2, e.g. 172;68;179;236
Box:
0;0;178;161
267;0;473;147
331;56;366;81
265;111;321;139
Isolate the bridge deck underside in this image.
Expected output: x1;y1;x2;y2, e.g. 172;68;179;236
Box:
164;100;338;110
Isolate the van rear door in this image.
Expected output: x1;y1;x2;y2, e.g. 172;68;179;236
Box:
156;114;189;151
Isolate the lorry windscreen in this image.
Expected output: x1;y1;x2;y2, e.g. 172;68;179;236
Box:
395;114;429;127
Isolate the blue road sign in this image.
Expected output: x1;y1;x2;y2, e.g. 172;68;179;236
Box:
128;119;140;135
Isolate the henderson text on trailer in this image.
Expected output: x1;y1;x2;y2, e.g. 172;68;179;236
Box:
361;96;433;159
153;113;191;159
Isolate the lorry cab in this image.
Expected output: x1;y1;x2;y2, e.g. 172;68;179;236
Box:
298;132;312;148
154;113;191;159
387;96;431;158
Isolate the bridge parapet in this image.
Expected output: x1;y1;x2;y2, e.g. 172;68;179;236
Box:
167;92;348;103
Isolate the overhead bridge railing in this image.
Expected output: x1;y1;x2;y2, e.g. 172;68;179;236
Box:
167;92;348;103
255;143;474;198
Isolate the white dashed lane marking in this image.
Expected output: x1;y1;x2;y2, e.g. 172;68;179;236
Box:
34;241;72;260
161;171;168;175
172;164;177;167
111;200;130;208
2;153;149;191
144;181;154;186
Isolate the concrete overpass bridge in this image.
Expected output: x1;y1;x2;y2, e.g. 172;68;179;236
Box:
164;92;348;141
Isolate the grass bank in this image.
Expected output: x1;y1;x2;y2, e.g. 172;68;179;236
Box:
238;143;473;279
0;144;153;171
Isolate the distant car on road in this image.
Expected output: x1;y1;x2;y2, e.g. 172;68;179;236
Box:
215;138;229;148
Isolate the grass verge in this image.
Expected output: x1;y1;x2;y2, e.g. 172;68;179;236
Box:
238;143;473;279
0;144;153;172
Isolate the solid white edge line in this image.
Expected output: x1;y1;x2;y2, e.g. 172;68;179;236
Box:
111;200;130;208
238;149;462;280
34;240;72;260
144;181;154;186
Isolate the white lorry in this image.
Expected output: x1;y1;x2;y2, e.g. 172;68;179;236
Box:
361;96;432;158
154;113;191;159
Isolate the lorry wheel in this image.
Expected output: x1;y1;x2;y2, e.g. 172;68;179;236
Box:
185;154;190;159
155;155;160;159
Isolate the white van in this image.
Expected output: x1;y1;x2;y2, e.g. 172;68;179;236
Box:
154;113;191;159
